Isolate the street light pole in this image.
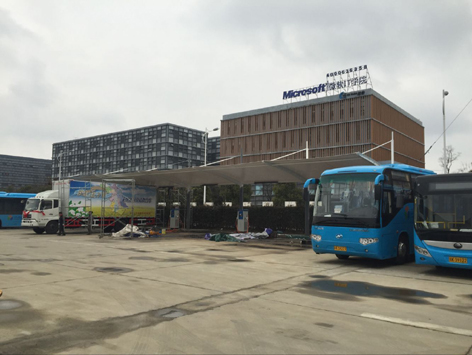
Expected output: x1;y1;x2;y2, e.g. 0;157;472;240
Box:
58;151;64;182
203;127;219;205
443;89;449;174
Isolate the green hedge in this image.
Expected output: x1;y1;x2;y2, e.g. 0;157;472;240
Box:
191;206;313;233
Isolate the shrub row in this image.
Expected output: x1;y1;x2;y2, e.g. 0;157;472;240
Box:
189;206;313;233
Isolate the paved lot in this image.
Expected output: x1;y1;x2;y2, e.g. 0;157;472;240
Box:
0;228;472;354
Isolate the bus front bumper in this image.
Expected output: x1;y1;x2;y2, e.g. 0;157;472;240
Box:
311;239;385;260
415;243;472;269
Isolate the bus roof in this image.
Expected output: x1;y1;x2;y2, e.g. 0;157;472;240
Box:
415;173;472;194
416;173;472;183
321;164;435;177
0;192;36;199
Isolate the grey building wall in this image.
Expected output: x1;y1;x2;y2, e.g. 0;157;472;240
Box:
52;123;221;179
0;155;52;190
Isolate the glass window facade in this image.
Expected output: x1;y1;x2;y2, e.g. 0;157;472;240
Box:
51;123;220;179
0;155;52;190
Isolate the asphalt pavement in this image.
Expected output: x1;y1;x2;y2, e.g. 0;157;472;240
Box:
0;228;471;354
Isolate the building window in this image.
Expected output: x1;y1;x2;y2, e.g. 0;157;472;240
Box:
255;118;259;131
294;110;298;126
311;107;316;123
278;112;281;128
248;117;251;131
262;116;266;130
241;118;244;133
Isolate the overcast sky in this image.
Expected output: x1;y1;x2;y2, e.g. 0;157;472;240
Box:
1;0;471;173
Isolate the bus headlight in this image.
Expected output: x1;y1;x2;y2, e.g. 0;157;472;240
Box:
311;234;322;242
359;238;379;245
414;245;431;257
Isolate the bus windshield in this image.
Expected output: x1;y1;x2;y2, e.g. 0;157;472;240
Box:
415;193;472;233
24;199;40;211
313;173;380;227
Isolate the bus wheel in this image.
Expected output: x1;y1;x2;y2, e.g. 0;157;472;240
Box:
395;235;409;264
45;221;58;234
336;254;349;260
33;227;45;234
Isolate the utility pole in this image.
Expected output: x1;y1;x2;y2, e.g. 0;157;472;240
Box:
443;89;449;174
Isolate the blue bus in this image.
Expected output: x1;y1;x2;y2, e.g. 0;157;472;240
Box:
305;164;435;263
0;192;36;228
413;173;472;269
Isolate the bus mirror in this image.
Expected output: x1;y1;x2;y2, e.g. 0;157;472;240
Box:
374;184;381;201
374;174;385;185
303;179;319;201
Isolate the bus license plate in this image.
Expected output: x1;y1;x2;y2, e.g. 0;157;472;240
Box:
334;246;347;252
449;257;467;264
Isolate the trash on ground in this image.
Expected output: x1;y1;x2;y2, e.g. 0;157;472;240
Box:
205;228;272;242
112;224;147;239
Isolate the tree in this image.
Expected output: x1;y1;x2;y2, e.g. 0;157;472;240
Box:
438;145;460;174
272;183;303;207
192;185;251;206
456;162;472;173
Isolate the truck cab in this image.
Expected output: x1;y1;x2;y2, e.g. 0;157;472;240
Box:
21;190;60;234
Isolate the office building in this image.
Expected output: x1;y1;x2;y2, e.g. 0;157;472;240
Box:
0;155;52;190
220;88;425;168
52;123;220;179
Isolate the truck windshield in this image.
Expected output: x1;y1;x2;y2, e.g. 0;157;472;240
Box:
24;199;40;211
415;193;472;233
313;173;380;227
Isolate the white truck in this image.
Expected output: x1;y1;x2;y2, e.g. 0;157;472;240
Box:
21;180;157;234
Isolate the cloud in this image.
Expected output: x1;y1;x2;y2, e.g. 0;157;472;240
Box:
0;0;471;174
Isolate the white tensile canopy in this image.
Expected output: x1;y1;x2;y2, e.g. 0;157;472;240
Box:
75;153;377;188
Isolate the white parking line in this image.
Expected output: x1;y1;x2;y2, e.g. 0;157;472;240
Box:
361;313;472;337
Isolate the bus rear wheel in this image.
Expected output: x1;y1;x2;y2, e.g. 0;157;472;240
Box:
336;254;349;260
33;227;45;234
395;235;409;264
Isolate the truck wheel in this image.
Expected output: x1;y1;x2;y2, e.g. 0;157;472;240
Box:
336;254;349;260
33;227;45;234
394;235;409;264
46;221;58;234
